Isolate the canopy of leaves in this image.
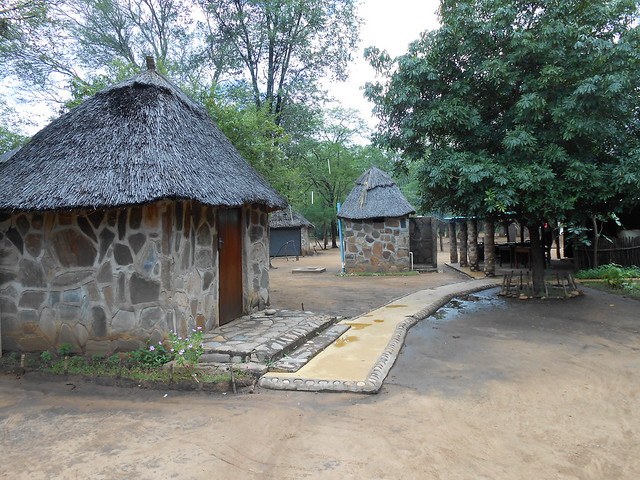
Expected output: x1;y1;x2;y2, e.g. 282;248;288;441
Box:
200;0;361;121
366;0;640;225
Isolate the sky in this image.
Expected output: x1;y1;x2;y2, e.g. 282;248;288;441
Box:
325;0;441;131
8;0;441;137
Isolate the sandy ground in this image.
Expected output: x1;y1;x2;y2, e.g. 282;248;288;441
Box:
1;248;640;479
269;248;469;317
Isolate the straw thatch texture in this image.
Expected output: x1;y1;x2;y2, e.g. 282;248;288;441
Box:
0;147;19;164
269;209;314;229
337;166;415;220
0;70;287;211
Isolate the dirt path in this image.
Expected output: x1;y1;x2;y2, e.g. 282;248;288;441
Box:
1;253;640;479
268;248;468;317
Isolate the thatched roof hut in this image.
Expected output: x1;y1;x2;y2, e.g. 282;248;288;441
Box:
338;166;415;273
269;209;314;257
337;166;415;220
269;210;314;229
0;61;287;354
0;67;286;211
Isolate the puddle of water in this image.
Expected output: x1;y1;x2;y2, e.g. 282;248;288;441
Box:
344;322;371;330
385;305;408;309
448;299;464;309
430;310;448;320
429;289;506;322
334;336;359;348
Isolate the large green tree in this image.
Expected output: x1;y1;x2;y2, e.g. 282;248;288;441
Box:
366;0;640;293
200;0;361;123
295;107;400;248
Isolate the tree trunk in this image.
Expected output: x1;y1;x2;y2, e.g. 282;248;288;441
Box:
459;221;468;267
528;223;546;296
484;219;495;277
323;223;328;250
468;219;479;271
448;221;458;263
331;218;338;248
592;215;600;268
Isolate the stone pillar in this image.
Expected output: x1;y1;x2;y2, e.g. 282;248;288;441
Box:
459;221;468;267
484;219;496;277
468;218;479;271
448;221;458;264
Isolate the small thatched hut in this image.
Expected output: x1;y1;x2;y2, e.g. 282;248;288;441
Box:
338;166;415;273
269;210;314;257
0;60;286;354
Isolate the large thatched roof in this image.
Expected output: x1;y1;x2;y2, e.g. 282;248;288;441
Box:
0;67;287;212
337;166;415;220
270;209;314;229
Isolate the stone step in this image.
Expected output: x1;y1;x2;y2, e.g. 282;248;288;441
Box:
269;324;351;373
413;264;438;273
199;311;342;365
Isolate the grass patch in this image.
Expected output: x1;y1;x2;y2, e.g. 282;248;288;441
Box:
575;263;640;300
578;279;640;300
0;351;252;385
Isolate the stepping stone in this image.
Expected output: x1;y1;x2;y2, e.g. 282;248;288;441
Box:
292;267;326;274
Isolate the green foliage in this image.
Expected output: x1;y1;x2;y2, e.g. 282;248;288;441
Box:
57;343;72;356
202;0;361;119
193;83;302;202
62;60;139;111
39;350;52;365
366;0;640;222
575;264;640;289
129;343;171;368
0;125;27;154
168;327;205;368
0;346;249;385
366;0;640;294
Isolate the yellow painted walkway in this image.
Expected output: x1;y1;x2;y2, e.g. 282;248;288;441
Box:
260;278;500;392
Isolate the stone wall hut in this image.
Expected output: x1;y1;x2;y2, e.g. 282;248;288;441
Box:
269;210;314;257
337;166;415;273
0;61;286;354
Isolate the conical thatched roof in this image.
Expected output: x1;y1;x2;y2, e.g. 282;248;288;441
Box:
0;68;287;212
337;166;415;220
269;209;314;229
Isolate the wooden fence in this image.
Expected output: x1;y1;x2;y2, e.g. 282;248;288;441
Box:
575;236;640;269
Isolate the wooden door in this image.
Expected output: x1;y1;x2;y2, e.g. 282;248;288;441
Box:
218;208;243;325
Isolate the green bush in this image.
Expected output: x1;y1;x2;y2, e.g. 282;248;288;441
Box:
575;263;640;289
168;327;205;368
128;343;171;368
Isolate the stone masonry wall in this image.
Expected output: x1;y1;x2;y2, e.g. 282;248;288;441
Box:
244;204;270;312
301;226;311;256
343;217;411;273
0;200;220;354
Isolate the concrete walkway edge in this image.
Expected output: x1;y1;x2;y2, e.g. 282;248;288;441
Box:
260;279;501;393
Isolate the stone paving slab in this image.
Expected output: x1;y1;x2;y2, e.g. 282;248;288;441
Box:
201;310;341;364
259;279;501;393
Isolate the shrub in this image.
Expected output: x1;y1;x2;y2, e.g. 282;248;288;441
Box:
575;263;640;289
130;343;171;368
57;343;72;356
40;351;52;366
167;327;205;368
